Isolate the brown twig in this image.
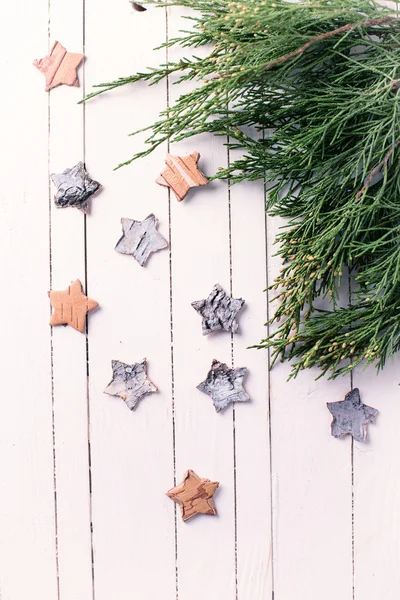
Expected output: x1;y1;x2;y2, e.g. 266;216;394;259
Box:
356;139;400;200
262;16;395;71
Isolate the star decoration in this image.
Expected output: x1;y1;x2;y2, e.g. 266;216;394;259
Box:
104;359;158;410
49;279;99;333
156;151;209;201
115;214;168;266
33;41;84;91
197;359;249;413
192;284;245;335
166;470;219;521
51;162;101;213
327;388;378;443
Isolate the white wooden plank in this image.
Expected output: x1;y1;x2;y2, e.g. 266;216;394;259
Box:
229;172;273;598
48;1;94;598
84;2;177;599
0;3;58;599
267;216;353;599
167;7;236;598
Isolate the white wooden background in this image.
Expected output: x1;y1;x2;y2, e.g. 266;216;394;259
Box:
1;1;400;598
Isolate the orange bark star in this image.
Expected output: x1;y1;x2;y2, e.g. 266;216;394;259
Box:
33;41;84;91
156;152;209;201
166;470;219;521
48;279;99;333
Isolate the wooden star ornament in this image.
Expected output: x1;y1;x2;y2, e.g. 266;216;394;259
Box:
327;388;378;443
51;162;101;213
197;359;250;413
156;152;209;201
192;283;245;335
115;214;168;266
104;359;158;410
33;41;84;91
167;470;219;521
49;279;99;333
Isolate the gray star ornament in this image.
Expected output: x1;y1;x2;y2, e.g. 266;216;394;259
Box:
197;359;250;413
104;359;158;410
115;214;168;266
327;388;378;443
51;161;101;213
192;284;245;335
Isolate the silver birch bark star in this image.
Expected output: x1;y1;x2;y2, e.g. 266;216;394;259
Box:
197;359;250;413
104;359;158;411
115;214;168;266
51;161;101;213
327;388;378;443
192;284;245;335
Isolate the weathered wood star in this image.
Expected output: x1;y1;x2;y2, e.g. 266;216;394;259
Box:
104;359;158;410
33;41;84;91
115;214;168;266
327;388;378;443
192;283;245;335
49;279;99;333
51;162;101;213
156;151;209;201
197;359;249;413
166;470;219;521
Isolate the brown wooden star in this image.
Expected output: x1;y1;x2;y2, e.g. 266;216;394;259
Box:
49;279;99;333
33;41;84;91
166;470;219;521
156;152;209;201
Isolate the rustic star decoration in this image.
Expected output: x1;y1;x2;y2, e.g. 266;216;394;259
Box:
192;284;245;335
166;470;219;521
115;214;168;266
49;279;99;333
327;388;378;443
197;359;249;413
104;359;158;410
33;41;84;91
156;151;209;201
51;162;101;213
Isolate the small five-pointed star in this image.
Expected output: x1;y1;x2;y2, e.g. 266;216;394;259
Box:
166;470;219;521
48;279;99;333
197;359;250;413
51;162;101;213
104;359;158;411
327;388;378;443
115;214;168;266
156;151;209;201
33;41;84;91
192;283;245;335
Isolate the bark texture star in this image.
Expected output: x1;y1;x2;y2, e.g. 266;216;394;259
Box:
33;41;84;91
104;359;158;410
115;214;168;266
49;279;99;333
51;162;101;213
197;359;249;413
327;388;378;443
166;470;219;521
156;151;209;201
192;284;245;335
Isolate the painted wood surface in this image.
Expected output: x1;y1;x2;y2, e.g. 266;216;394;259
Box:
0;1;399;599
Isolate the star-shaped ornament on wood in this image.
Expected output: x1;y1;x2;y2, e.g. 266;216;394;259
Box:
51;162;101;213
33;41;84;91
49;279;99;333
115;214;168;266
166;470;219;522
197;359;250;413
192;284;245;335
156;152;209;201
104;359;158;410
327;388;378;443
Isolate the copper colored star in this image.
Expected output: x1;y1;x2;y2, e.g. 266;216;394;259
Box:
156;152;209;201
166;470;219;522
49;279;99;333
33;41;84;91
